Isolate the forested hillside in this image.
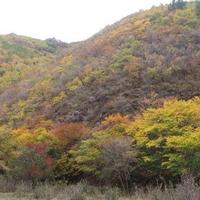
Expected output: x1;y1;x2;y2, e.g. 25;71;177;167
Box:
51;2;200;124
1;1;200;188
0;34;67;125
1;2;200;126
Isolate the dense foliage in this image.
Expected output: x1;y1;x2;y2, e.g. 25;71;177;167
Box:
50;2;200;124
1;3;200;126
1;1;200;188
1;98;200;187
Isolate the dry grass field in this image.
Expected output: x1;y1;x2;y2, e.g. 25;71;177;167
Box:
0;175;199;200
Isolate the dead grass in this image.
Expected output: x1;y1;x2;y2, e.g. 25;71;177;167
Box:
0;174;199;200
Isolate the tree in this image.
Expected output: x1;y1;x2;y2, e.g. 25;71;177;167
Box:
9;146;54;182
128;98;200;180
176;0;186;9
8;127;58;181
195;0;200;17
101;137;138;191
70;122;137;187
101;114;130;129
169;0;186;10
0;67;5;77
0;126;13;173
170;0;176;10
52;123;89;151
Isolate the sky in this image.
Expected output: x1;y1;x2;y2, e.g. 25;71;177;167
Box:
0;0;171;43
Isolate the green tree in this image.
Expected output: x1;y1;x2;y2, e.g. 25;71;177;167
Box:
169;0;186;10
129;98;200;179
70;123;138;187
195;0;200;17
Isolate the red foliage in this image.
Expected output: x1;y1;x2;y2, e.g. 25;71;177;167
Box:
27;142;55;178
28;142;48;156
30;166;43;178
45;157;55;167
53;122;89;149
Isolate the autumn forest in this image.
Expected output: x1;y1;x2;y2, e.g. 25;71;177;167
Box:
1;1;200;199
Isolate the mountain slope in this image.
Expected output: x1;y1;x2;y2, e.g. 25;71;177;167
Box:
1;2;200;126
50;3;200;124
0;34;68;125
